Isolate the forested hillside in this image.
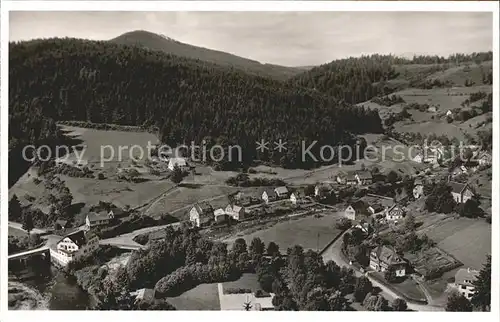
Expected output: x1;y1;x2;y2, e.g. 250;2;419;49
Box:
111;30;305;80
290;52;493;104
9;38;383;172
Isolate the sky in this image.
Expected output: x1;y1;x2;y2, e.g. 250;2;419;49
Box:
9;11;493;66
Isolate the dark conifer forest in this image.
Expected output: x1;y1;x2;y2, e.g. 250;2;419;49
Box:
9;37;383;173
8;35;493;177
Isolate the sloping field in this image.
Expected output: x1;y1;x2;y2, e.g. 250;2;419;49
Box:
424;61;492;86
166;282;220;310
58;125;159;169
417;217;491;270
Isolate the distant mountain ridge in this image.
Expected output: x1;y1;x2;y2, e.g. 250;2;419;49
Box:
110;30;307;80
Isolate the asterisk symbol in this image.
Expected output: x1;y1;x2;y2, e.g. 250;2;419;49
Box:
256;139;269;152
274;139;287;152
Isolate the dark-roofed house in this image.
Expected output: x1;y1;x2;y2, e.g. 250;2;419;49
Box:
290;192;306;205
214;208;229;223
369;245;406;277
449;182;474;204
336;171;357;185
314;183;334;198
385;205;405;221
189;202;214;227
274;186;289;199
225;204;245;221
355;171;373;185
453;268;479;299
262;189;277;204
85;211;114;229
51;230;99;267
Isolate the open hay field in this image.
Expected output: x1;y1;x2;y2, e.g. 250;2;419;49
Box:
166;282;220;310
61;175;175;209
58;125;159;170
416;216;491;270
223;211;344;253
146;184;240;219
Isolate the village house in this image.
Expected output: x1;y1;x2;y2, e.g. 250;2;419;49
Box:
85;211;115;230
131;288;156;303
336;171;357;185
476;151;492;166
367;204;385;215
343;205;357;221
369;245;406;277
314;183;335;198
449;182;474;204
446;110;453;117
427;106;437;113
274;186;289;199
214;208;229;223
225;204;245;221
262;189;277;204
355;171;373;185
290;192;306;205
189;202;214;227
50;230;99;267
413;180;424;199
453;268;479;300
451;165;468;177
385;204;405;221
168;157;189;171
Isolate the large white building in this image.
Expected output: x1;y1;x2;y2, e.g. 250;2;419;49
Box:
453;268;479;300
50;230;99;267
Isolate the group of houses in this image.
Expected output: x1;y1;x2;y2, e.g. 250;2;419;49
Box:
189;185;311;227
343;194;406;224
336;170;373;186
84;206;128;230
189;201;249;227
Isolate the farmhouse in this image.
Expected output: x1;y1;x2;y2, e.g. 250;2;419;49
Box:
85;211;114;229
214;208;230;223
453;268;479;300
369;245;406;277
50;230;99;267
274;186;289;199
262;189;277;204
189;202;214;227
336;171;357;185
449;182;474;204
290;192;306;205
413;148;443;164
168;157;189;171
476;151;492;166
314;183;334;198
131;288;155;302
355;171;373;185
385;205;405;221
367;204;385;215
446;110;453;117
225;204;245;221
344;205;357;221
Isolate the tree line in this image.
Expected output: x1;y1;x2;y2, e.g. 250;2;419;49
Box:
9;38;383;172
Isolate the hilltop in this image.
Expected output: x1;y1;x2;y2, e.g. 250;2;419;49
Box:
110;30;306;80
